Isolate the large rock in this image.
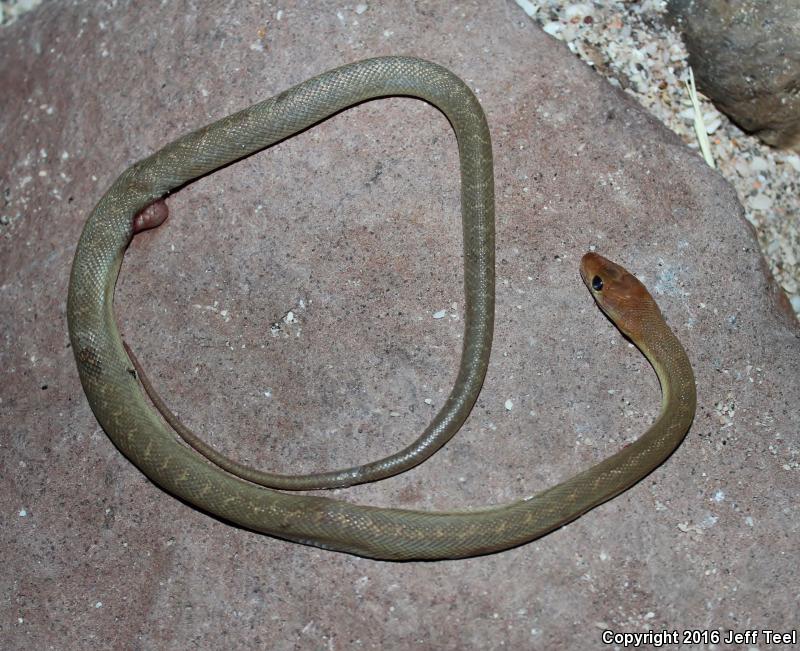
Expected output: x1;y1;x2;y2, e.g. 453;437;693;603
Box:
667;0;800;150
2;1;798;647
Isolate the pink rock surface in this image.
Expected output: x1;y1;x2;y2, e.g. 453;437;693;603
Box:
2;1;798;648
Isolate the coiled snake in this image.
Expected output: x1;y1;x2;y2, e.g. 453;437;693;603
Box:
67;57;696;560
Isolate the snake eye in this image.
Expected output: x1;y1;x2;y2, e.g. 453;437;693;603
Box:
591;275;604;291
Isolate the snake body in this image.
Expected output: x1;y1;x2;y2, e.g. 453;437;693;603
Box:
67;57;696;560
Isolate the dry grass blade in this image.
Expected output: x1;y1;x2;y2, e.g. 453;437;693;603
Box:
686;67;716;169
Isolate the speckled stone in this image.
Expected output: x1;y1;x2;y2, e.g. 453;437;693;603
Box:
2;1;798;648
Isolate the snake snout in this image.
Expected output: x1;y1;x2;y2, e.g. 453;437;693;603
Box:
579;251;660;340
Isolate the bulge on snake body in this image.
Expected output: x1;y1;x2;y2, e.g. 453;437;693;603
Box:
67;56;696;560
132;199;169;233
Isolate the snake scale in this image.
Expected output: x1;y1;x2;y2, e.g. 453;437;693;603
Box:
67;57;696;560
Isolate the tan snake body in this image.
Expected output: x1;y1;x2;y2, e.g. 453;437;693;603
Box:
67;57;696;560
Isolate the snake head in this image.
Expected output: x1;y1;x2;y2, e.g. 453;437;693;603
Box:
579;252;660;340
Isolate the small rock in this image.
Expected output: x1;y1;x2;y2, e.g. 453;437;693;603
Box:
542;21;563;37
784;154;800;172
750;194;772;211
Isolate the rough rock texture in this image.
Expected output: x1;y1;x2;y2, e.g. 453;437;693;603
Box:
2;1;798;648
667;0;800;150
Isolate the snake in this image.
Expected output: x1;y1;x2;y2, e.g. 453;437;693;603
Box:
67;56;696;560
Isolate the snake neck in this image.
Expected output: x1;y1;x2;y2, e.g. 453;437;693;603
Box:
638;311;697;429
